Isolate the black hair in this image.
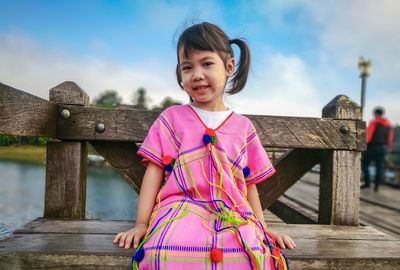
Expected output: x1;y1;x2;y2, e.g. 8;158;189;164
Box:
374;106;385;116
175;22;250;95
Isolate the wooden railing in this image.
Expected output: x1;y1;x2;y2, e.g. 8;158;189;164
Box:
0;81;366;225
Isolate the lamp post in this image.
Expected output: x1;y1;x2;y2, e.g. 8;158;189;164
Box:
358;57;371;118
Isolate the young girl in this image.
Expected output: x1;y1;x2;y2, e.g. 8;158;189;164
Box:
114;22;295;270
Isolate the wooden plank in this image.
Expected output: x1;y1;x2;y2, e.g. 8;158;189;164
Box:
0;82;57;137
44;141;87;218
282;238;400;258
14;218;134;235
263;209;285;224
283;173;400;237
361;188;400;212
56;105;364;151
359;201;400;238
3;228;398;258
319;95;362;225
43;82;90;219
0;251;398;270
269;223;397;241
268;196;318;224
0;233;131;255
259;148;321;209
2;219;400;270
15;219;395;241
90;141;145;193
0;253;131;270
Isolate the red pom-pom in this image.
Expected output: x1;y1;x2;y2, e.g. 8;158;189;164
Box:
272;247;281;257
205;128;216;136
162;155;173;165
210;248;223;263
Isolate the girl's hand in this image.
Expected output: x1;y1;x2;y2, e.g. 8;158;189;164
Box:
113;223;148;249
268;230;296;249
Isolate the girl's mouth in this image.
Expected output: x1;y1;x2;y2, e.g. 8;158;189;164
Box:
193;85;209;91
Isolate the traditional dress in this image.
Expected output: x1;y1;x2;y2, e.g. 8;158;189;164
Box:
134;104;289;270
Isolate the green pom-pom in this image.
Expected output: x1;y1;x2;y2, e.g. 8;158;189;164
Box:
210;135;217;144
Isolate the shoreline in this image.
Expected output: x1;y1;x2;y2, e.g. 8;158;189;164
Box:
0;145;46;165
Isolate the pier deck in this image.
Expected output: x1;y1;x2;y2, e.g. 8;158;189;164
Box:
1;217;400;269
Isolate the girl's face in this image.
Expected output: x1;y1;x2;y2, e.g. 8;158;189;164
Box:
178;48;234;111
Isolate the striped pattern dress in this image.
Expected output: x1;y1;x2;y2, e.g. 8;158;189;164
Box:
134;104;289;270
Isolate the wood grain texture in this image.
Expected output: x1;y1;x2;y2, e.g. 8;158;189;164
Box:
49;81;90;105
55;105;365;151
0;82;57;137
2;219;400;270
268;196;318;224
43;82;90;219
259;148;321;209
90;141;145;192
44;142;88;218
319;95;362;225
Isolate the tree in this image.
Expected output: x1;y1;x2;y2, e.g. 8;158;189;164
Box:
152;97;182;111
131;87;149;110
92;90;123;108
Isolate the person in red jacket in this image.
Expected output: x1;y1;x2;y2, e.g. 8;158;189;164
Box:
361;107;394;191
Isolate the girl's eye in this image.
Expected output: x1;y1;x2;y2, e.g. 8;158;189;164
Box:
204;62;214;67
181;66;191;71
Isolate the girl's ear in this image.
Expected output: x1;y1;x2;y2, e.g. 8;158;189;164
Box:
226;57;235;77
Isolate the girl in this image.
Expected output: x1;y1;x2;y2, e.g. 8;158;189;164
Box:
114;22;295;270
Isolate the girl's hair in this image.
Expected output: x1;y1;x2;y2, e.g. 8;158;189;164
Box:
176;22;250;95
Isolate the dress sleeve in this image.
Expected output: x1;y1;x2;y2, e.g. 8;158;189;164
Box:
244;123;276;185
137;112;179;169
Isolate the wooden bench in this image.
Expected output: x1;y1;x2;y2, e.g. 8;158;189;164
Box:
1;81;400;269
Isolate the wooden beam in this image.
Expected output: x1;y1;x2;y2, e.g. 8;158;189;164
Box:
268;196;318;224
44;142;87;218
259;148;321;209
0;82;57;137
44;82;89;219
90;141;145;193
319;95;362;225
3;219;400;269
56;105;365;151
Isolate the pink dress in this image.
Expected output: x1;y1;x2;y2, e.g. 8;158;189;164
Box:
134;105;289;270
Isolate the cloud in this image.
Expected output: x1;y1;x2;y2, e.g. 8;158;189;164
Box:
228;53;323;117
250;0;400;123
0;33;185;107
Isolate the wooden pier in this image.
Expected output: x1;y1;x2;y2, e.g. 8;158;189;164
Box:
1;81;400;269
277;171;400;238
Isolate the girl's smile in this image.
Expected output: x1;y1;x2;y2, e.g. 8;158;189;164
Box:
179;49;234;111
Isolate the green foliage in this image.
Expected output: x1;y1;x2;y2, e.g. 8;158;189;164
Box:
0;135;18;146
152;97;182;111
132;87;149;110
0;135;50;146
92;90;123;108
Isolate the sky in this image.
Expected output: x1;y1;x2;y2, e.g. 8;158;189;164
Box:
1;0;399;124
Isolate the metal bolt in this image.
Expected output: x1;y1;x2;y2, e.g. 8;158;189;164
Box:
95;123;106;133
60;109;70;119
340;125;349;134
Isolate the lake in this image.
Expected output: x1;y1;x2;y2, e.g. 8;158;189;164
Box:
0;160;138;239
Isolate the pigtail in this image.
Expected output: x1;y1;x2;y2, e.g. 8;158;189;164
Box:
227;38;251;95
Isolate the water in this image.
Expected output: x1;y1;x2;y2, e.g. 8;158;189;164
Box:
0;160;138;239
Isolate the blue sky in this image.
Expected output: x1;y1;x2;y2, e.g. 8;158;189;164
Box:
1;0;399;124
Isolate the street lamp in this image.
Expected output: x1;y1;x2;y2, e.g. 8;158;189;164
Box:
358;56;371;118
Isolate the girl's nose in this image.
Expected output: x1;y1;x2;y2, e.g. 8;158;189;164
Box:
192;68;204;81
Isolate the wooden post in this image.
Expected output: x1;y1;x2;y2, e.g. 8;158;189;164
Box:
44;82;89;218
318;95;362;225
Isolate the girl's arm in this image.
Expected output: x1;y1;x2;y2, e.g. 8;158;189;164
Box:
247;184;296;249
113;162;164;249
